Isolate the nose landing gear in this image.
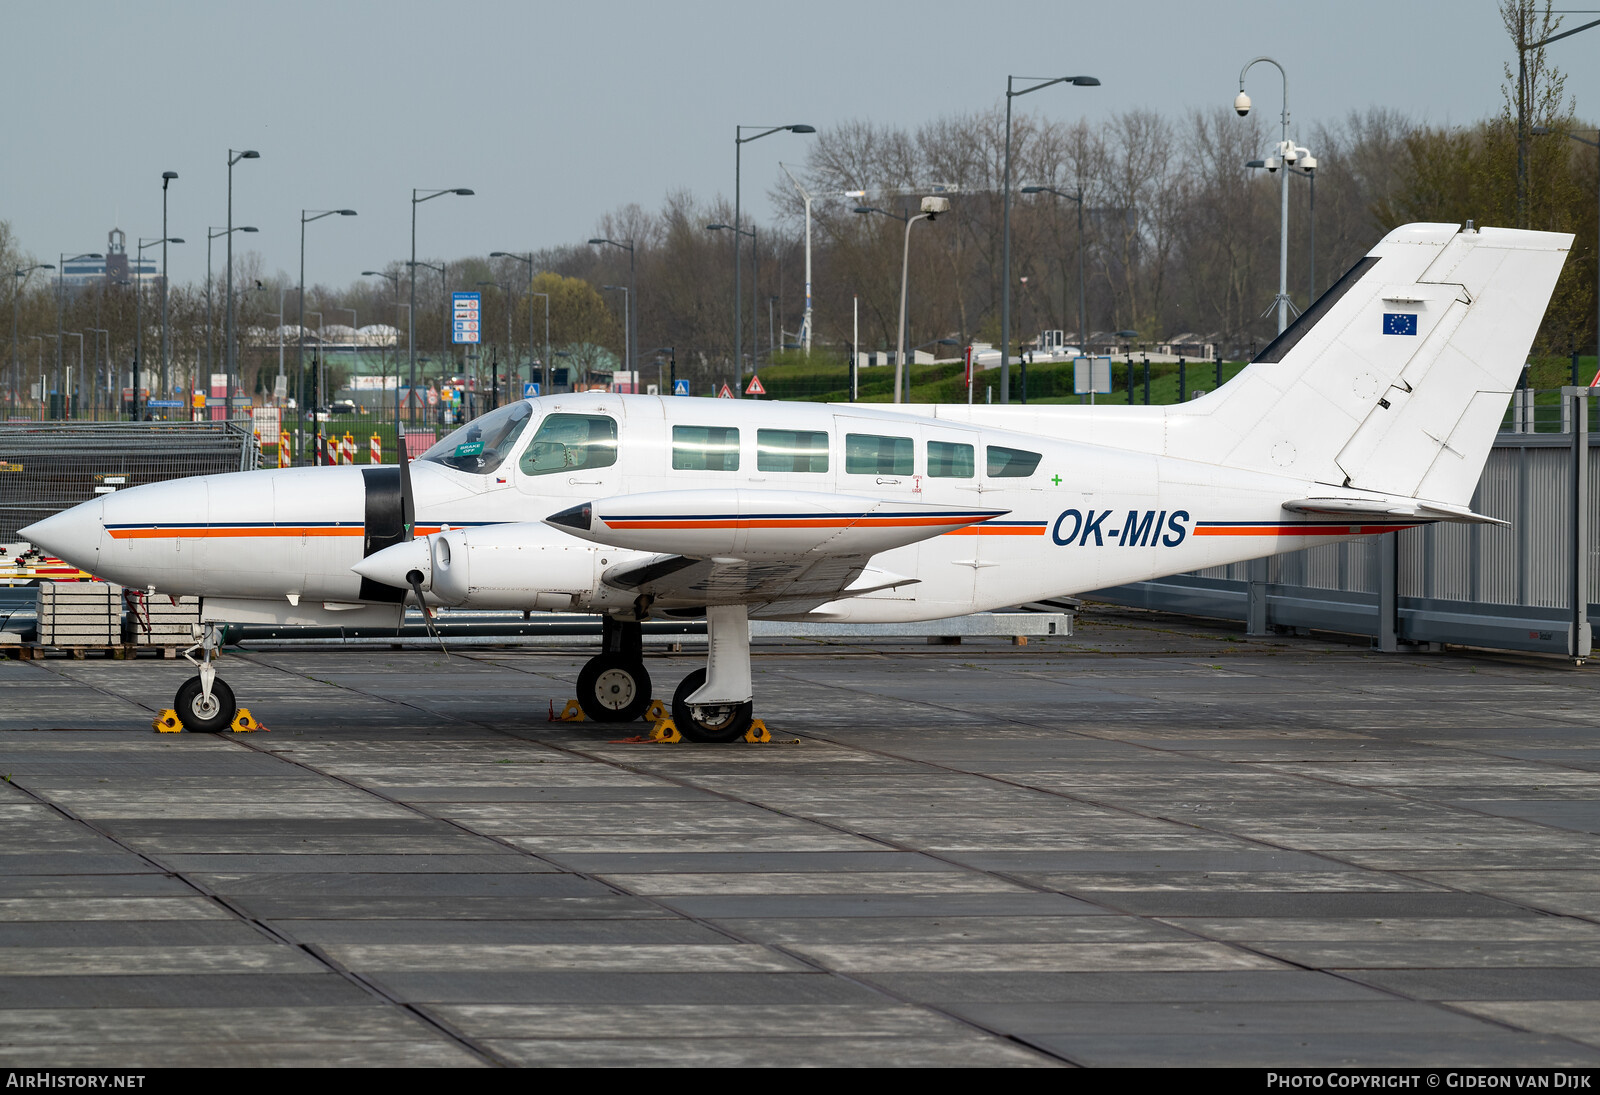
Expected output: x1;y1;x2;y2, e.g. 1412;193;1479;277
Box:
575;616;652;723
175;624;239;732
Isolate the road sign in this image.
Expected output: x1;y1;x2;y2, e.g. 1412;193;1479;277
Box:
451;292;481;345
717;383;734;399
523;382;541;398
673;378;690;396
745;375;765;396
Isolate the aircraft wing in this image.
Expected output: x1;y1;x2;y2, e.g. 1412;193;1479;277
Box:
1283;496;1508;527
547;488;1004;615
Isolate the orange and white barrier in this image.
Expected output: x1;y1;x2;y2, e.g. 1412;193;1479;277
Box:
278;430;290;468
370;434;382;464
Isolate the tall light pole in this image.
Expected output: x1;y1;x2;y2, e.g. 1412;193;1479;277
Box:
1002;74;1099;403
34;334;56;419
411;188;474;434
208;227;256;384
588;238;636;377
135;236;183;421
1022;185;1088;353
1235;58;1307;336
56;253;102;419
1517;16;1600;228
778;163;814;354
476;280;513;408
732;124;814;381
85;327;107;420
298;208;356;462
490;251;536;393
856;201;945;404
706;223;755;394
225;149;260;415
160;170;177;398
601;285;629;387
364;269;403;436
11;263;52;414
64;332;83;415
1535;125;1600;370
525;290;550;393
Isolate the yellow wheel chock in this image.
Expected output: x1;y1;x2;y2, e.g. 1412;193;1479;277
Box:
643;699;669;723
745;719;771;743
152;707;266;733
648;718;682;742
554;699;586;722
153;709;182;733
230;708;265;733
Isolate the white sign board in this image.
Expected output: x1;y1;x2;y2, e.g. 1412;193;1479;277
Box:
252;406;281;438
452;292;481;345
1073;356;1113;395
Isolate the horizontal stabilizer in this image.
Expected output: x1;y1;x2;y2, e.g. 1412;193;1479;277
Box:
1283;497;1507;527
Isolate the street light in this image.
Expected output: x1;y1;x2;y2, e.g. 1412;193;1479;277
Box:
601;285;629;387
56;253;102;419
1001;74;1099;403
491;251;537;392
589;238;636;377
364;270;404;419
856;198;947;403
135;236;183;421
411;188;473;435
477;280;514;408
1235;58;1316;336
1517;16;1600;227
731;124;814;385
160;171;177;399
225;149;260;414
298;208;356;463
1244;155;1317;306
1021;185;1090;359
10;263;52;413
525;290;551;394
208;227;256;382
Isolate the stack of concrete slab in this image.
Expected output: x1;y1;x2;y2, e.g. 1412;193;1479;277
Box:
35;581;122;647
125;592;200;651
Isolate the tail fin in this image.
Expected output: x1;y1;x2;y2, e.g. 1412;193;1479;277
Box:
1171;222;1571;505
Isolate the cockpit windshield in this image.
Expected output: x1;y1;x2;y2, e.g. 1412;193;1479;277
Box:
418;402;534;475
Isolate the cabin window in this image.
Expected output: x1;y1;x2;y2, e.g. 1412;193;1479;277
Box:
756;429;829;473
673;425;740;471
927;440;975;479
987;445;1041;478
419;401;532;475
845;433;914;475
519;413;619;476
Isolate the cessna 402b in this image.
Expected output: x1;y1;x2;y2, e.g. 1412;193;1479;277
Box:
21;222;1570;740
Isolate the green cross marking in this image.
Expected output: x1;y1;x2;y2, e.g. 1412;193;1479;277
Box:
1051;474;1063;486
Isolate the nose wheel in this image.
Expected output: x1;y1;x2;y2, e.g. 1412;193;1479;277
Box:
176;623;239;733
575;616;653;723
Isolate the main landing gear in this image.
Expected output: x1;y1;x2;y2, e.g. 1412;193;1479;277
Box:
577;607;758;743
176;624;238;732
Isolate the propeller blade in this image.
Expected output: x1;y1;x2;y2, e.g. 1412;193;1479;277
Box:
398;441;416;540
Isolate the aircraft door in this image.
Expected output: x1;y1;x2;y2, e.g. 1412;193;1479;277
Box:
514;401;626;501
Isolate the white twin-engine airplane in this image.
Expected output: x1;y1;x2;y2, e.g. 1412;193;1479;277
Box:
20;223;1571;740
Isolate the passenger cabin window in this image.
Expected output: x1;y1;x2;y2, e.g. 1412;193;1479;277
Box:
927;440;975;479
672;425;740;471
846;433;913;475
519;413;619;476
419;402;532;475
756;429;829;473
987;445;1042;478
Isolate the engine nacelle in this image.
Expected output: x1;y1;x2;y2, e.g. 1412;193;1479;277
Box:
352;522;603;610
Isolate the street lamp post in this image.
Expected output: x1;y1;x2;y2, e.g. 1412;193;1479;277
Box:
855;202;944;404
411;188;474;436
1235;58;1314;336
1001;74;1099;403
778;163;814;354
476;280;513;409
1517;16;1600;228
1535;125;1600;373
490;251;536;394
135;237;183;421
526;291;550;393
11;263;52;414
364;270;404;440
225;149;260;416
706;223;756;394
732;124;814;383
85;328;107;420
208;227;256;386
589;238;636;377
1021;185;1089;356
160;170;177;399
298;208;356;464
34;334;57;419
65;332;83;414
56;253;102;418
602;285;629;388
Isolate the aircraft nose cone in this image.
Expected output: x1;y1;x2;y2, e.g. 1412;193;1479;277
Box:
351;538;431;590
19;499;104;571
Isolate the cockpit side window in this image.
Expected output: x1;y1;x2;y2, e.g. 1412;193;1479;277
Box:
519;413;619;477
986;445;1042;478
928;440;975;479
418;402;533;475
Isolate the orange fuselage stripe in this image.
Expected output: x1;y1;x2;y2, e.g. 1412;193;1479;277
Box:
1194;524;1417;536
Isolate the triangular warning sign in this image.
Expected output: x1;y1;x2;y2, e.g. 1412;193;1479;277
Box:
745;374;766;396
717;383;735;399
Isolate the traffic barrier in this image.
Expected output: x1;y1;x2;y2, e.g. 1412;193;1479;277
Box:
342;432;355;465
370;434;382;464
278;429;290;468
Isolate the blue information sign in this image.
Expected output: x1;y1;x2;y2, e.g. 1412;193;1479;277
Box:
673;378;690;396
452;291;481;345
523;382;541;398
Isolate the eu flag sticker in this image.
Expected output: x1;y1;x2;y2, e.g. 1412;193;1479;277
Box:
1383;313;1418;336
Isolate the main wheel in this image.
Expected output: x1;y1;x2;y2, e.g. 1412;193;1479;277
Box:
576;654;652;723
671;668;754;743
174;675;237;733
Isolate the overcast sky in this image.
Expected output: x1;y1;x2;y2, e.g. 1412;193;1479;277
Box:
5;1;1588;292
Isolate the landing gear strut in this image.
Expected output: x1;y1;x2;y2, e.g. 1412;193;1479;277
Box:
672;604;755;743
575;616;652;722
176;624;238;733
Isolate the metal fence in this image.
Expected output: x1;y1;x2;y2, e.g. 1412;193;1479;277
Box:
0;422;260;542
1090;390;1600;658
